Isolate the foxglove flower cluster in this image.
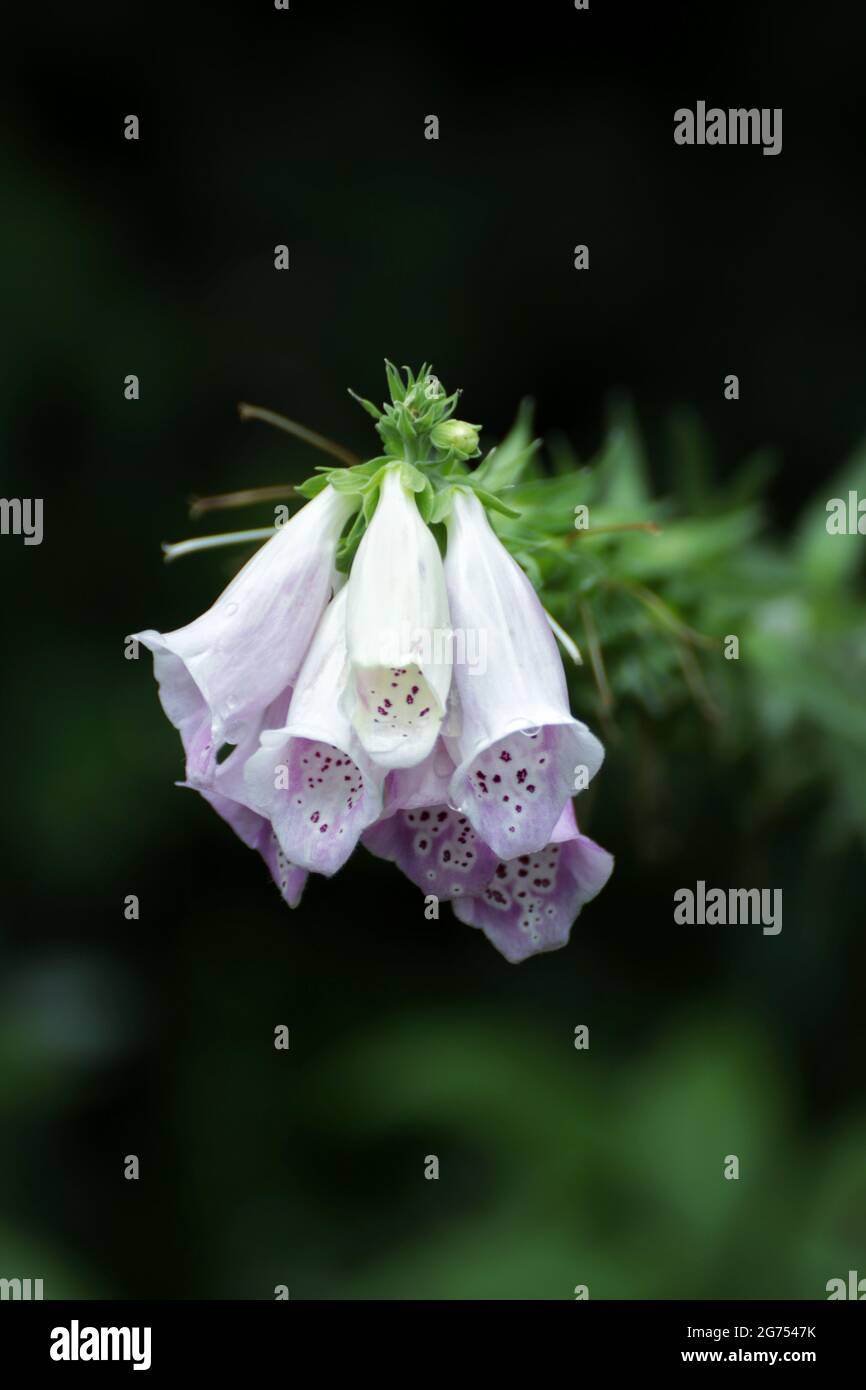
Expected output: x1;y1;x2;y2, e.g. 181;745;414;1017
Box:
135;365;613;961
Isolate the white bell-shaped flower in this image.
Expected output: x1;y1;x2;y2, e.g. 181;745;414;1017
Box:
344;465;452;769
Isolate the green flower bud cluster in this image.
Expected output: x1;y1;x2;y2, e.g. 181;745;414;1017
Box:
349;360;481;464
298;362;523;572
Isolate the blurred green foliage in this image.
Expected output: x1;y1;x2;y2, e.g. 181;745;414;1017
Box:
492;400;866;849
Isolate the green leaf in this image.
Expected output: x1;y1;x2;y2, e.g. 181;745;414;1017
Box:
594;394;651;509
667;407;715;512
793;439;866;591
506;470;595;529
475;399;539;490
468;483;521;519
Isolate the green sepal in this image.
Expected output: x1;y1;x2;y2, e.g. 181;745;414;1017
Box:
362;482;382;524
335;507;368;574
428;486;458;526
400;461;428;493
347;389;382;420
415;477;437;524
300;457;395;497
465;482;522;519
295;474;331;500
384;359;406;403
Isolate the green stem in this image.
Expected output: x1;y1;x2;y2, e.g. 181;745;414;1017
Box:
189;484;296;519
162;527;276;564
579;600;614;712
238;402;361;467
568;521;661;541
605;579;717;649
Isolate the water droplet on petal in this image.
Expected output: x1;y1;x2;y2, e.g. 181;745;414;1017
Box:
224;602;239;616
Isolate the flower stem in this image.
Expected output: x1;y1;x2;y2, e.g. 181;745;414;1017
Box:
605;579;717;649
162;527;276;564
188;484;296;519
579;599;614;713
544;607;583;665
677;644;721;724
238;402;361;467
568;521;661;541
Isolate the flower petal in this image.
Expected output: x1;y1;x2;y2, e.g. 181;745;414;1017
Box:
364;802;498;899
452;801;613;963
380;739;456;816
176;685;308;908
449;722;600;863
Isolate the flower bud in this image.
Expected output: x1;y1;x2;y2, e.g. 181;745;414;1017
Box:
431;419;480;456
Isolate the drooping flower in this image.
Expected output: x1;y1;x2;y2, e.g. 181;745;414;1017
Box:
363;741;499;899
137;363;616;961
344;465;452;770
134;484;355;775
243;586;385;875
174;682;308;908
451;800;613;963
443;488;604;860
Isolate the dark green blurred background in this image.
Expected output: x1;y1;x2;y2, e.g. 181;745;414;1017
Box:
1;2;864;1298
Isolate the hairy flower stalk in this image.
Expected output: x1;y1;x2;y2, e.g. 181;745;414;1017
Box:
136;363;612;959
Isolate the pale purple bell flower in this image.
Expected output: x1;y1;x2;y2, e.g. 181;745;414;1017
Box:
443;488;604;860
452;800;613;963
243;586;386;876
134;484;355;771
363;740;498;899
